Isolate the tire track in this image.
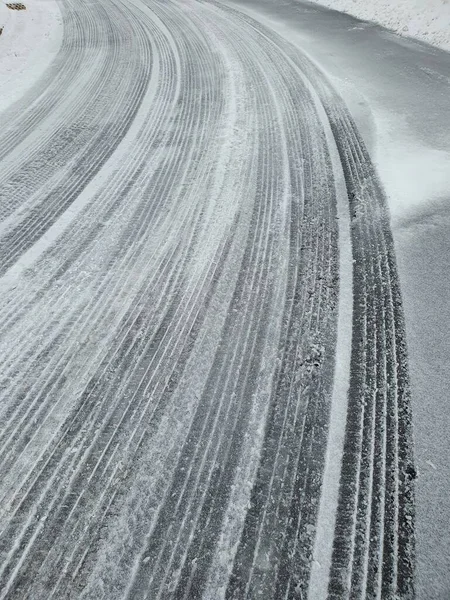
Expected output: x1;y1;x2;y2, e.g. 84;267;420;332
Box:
0;0;414;598
124;3;339;598
0;0;246;596
0;0;152;273
201;5;415;598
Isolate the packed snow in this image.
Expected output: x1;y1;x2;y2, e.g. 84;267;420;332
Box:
308;0;450;51
1;0;449;597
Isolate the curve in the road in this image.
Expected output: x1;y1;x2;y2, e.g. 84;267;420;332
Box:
0;0;415;598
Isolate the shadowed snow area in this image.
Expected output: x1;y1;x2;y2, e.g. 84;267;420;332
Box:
0;0;449;599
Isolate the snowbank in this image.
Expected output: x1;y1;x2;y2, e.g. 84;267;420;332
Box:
308;0;450;52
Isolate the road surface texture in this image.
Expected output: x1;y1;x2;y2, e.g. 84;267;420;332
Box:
1;0;438;598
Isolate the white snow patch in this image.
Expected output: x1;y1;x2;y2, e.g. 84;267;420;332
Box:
373;112;450;224
0;0;62;113
308;0;450;51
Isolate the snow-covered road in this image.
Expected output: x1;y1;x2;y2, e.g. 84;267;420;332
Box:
2;0;445;597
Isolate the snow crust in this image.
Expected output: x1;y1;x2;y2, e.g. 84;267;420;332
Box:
308;0;450;51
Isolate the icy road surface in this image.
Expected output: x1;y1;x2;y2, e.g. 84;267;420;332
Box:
0;0;424;598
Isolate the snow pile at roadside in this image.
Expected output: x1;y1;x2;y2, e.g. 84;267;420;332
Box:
309;0;450;51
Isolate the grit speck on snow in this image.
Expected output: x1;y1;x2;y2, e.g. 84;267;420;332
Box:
308;0;450;51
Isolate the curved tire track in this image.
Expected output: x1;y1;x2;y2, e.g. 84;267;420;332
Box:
0;0;414;598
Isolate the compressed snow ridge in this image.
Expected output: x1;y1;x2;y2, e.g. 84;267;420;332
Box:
308;0;450;51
